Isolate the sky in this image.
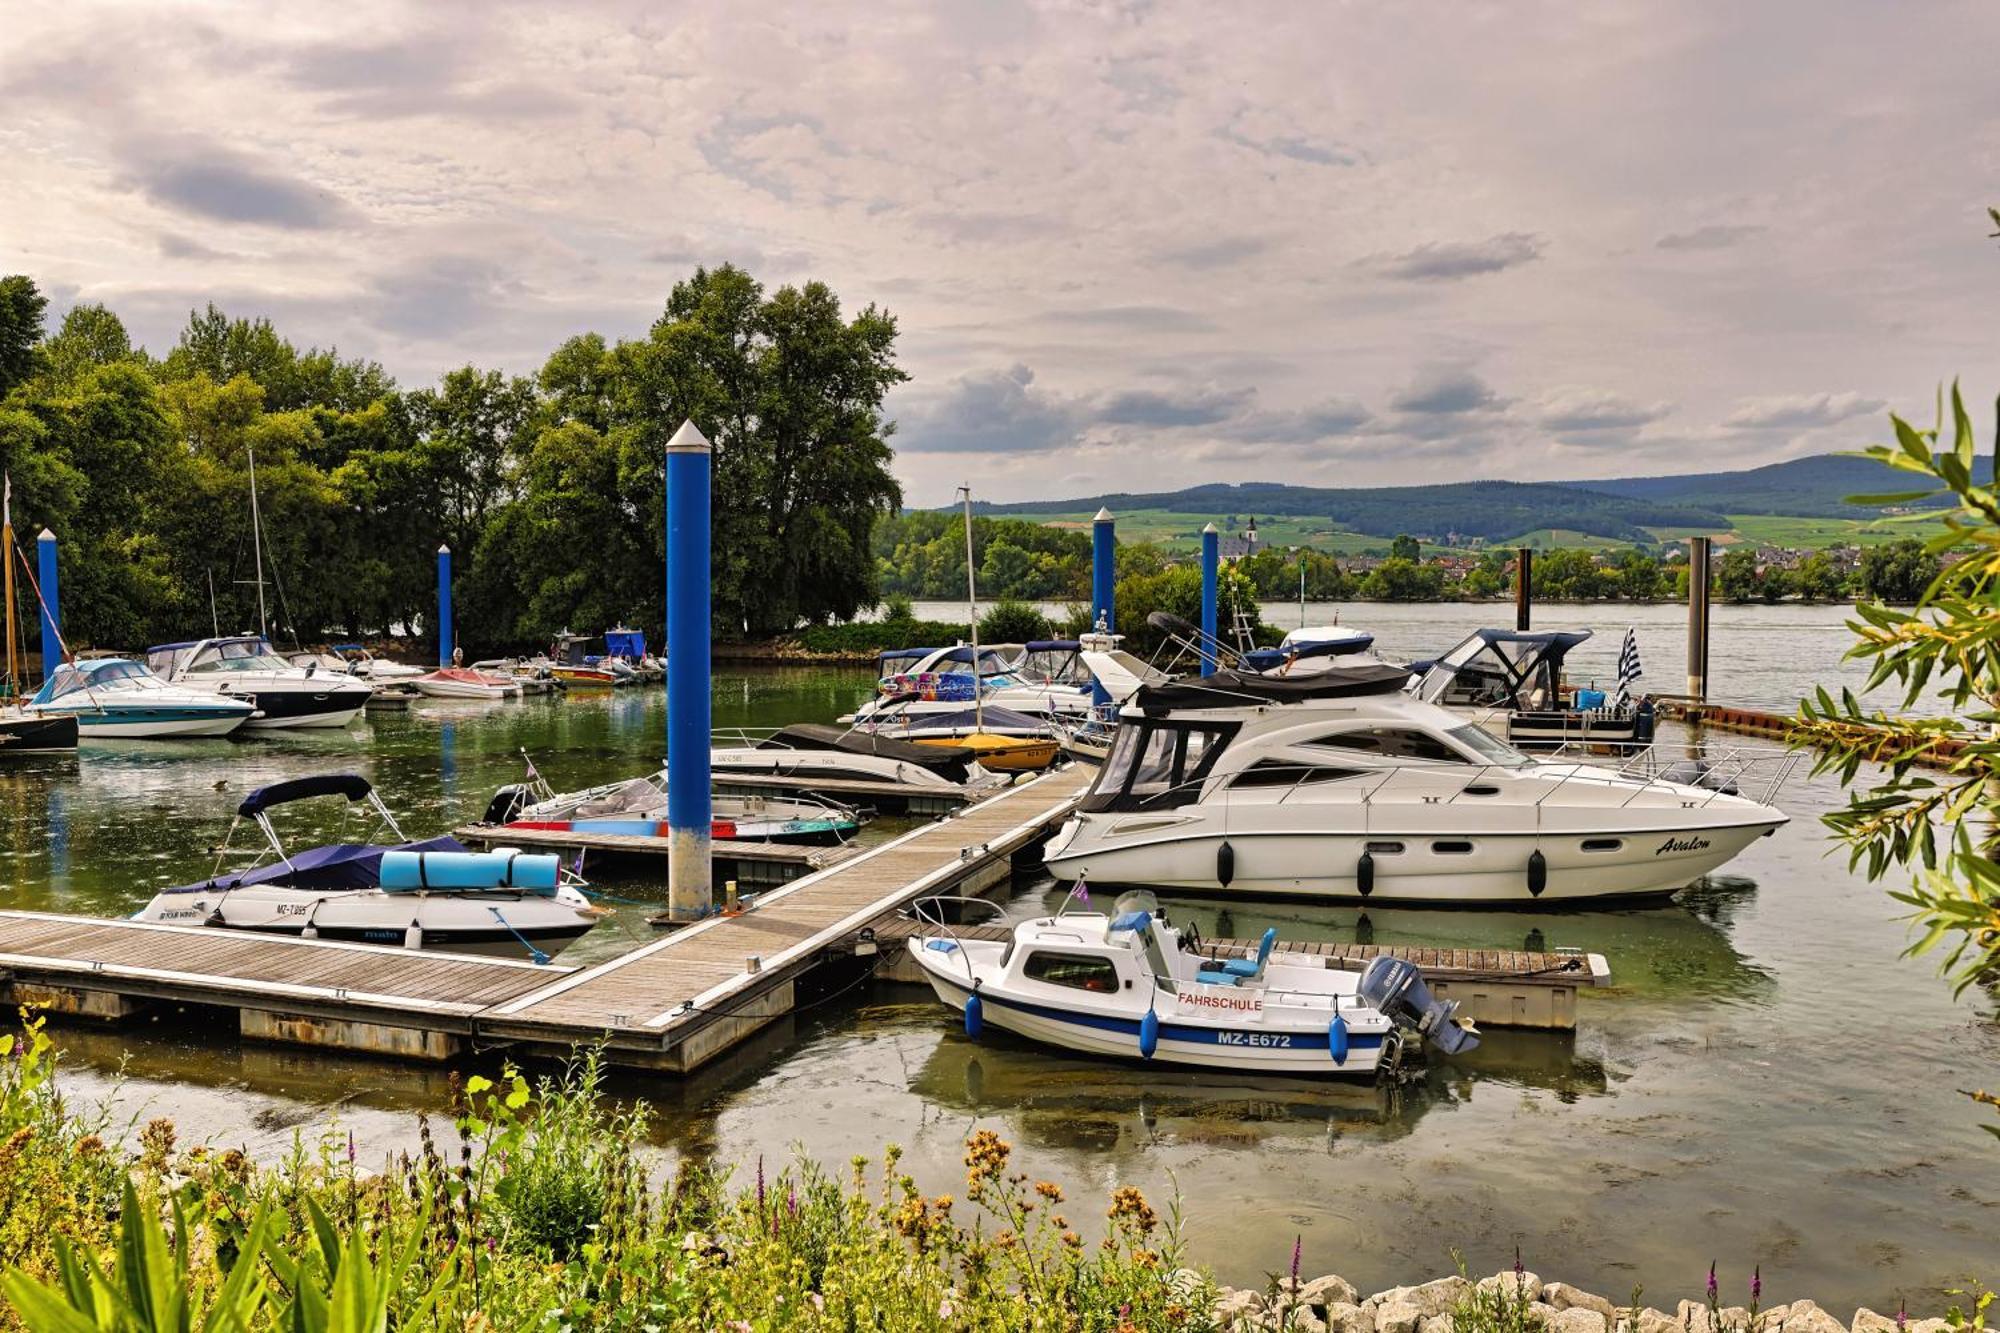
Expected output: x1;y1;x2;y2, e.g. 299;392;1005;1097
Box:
3;0;1997;507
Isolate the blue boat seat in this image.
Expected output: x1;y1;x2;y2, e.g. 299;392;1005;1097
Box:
1221;927;1278;979
1195;968;1238;986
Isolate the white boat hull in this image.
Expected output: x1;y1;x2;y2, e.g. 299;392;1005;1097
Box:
413;679;518;700
76;712;250;739
136;885;597;958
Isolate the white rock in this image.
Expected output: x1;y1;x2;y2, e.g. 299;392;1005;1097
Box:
1376;1300;1425;1333
1545;1284;1620;1320
1551;1309;1609;1333
1480;1271;1547;1304
1290;1311;1329;1333
1419;1315;1453;1333
1783;1300;1848;1333
1677;1300;1717;1333
1758;1305;1795;1331
1325;1301;1374;1333
1636;1306;1681;1333
1214;1288;1263;1324
1907;1320;1950;1333
1849;1311;1899;1333
1301;1275;1362;1309
1371;1277;1471;1317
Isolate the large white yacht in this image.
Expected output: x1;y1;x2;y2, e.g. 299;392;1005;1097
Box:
147;636;373;730
1041;663;1788;905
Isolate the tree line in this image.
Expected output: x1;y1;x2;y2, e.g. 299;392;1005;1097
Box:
0;266;903;664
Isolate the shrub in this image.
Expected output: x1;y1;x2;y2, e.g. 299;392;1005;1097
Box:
977;598;1051;643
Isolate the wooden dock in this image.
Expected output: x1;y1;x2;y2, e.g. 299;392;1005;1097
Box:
0;761;1608;1068
452;823;860;887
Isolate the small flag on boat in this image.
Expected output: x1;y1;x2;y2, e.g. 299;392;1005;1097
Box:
1069;879;1089;903
1615;628;1642;704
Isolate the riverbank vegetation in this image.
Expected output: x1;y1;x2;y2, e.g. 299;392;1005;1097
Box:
0;266;902;655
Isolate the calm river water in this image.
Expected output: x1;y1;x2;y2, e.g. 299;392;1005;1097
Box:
6;604;1993;1313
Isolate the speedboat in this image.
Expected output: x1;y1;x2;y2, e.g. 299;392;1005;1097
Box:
147;637;374;730
712;723;1006;793
1241;625;1381;676
329;644;424;683
548;632;618;688
135;774;602;960
411;667;522;700
27;657;255;738
845;643;1096;726
483;768;863;845
470;658;561;694
854;701;1062;773
1409;629;1654;750
907;904;1477;1074
1041;662;1789;905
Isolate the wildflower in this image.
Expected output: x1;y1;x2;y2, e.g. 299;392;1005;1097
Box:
1752;1267;1761;1304
787;1184;799;1219
1109;1185;1159;1234
1292;1234;1303;1288
1516;1246;1526;1280
808;1292;825;1312
964;1129;1011;1193
346;1130;357;1166
940;1292;958;1320
76;1134;104;1157
756;1155;766;1217
1897;1301;1907;1333
1035;1180;1065;1203
1707;1262;1718;1304
1062;1230;1082;1249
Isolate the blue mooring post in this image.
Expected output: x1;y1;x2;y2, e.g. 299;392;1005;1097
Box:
665;419;713;921
1090;507;1116;706
1200;522;1219;677
436;544;453;667
36;527;58;682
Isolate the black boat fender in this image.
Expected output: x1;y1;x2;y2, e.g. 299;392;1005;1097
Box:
1527;849;1547;897
1356;851;1375;897
1216;840;1236;887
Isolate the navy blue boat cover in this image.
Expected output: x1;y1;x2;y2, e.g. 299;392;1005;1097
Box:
161;834;468;895
236;774;375;817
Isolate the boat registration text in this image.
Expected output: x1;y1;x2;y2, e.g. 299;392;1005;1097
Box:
1215;1031;1293;1048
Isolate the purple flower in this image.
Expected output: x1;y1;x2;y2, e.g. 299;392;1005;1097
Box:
1515;1246;1525;1279
1707;1263;1718;1303
346;1130;356;1166
787;1185;799;1220
1897;1301;1907;1333
756;1155;766;1217
1291;1235;1302;1286
1751;1267;1761;1304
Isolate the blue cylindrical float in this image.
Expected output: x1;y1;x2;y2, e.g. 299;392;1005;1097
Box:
436;543;453;666
36;527;58;681
964;991;984;1038
1329;1012;1350;1066
1200;522;1219;676
665;420;714;921
1139;1007;1160;1059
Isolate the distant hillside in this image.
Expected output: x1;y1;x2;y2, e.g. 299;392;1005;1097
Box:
1583;454;1947;516
981;479;1728;545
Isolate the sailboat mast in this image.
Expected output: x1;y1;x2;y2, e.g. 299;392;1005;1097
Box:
2;474;15;697
959;484;984;732
246;445;269;639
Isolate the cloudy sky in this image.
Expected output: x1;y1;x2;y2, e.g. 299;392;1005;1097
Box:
3;1;1996;505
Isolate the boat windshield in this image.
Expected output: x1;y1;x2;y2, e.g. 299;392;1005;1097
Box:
45;660;156;699
1447;723;1535;769
1082;716;1239;812
189;639;291;673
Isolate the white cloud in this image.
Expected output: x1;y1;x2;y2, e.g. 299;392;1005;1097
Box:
1723;392;1887;429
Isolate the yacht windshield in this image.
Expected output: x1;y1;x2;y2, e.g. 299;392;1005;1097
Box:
1447;723;1535;769
190;640;291;673
1081;717;1239;812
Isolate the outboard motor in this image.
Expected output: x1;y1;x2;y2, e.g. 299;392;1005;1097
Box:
1359;956;1480;1056
483;783;530;825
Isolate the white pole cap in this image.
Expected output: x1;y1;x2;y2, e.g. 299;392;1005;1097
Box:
1093;507;1114;523
36;527;54;541
667;419;712;454
1202;522;1217;534
438;543;451;554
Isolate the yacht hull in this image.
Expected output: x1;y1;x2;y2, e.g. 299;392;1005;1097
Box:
1043;817;1782;904
135;887;595;958
72;709;250;738
236;688;371;729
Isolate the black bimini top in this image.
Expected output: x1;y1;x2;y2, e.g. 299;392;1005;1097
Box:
236;774;375;818
1133;662;1411;712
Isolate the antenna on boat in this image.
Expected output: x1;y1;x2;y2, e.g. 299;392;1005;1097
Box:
958;483;986;735
206;569;219;638
1;474;14;700
246;445;269;640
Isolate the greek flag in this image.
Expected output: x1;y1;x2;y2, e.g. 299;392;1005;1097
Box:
1615;628;1642;704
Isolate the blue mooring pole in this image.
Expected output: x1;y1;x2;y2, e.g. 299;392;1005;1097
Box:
665;419;713;921
436;544;453;667
1200;522;1219;676
1090;507;1116;707
36;527;58;681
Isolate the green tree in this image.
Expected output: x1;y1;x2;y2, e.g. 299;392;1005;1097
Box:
977;598;1051;643
0;275;47;397
1358;557;1444;601
1716;548;1762;602
1858;537;1939;602
1613;548;1663;600
1793;550;1847;601
1389;533;1420;562
1534;547;1608;600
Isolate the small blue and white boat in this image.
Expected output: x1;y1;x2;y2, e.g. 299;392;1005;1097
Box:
907;903;1477;1076
27;658;256;738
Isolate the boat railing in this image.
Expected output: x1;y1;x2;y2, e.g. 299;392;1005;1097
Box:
1540;739;1805;808
908;894;1008;980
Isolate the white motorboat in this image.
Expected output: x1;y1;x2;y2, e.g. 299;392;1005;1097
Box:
147;637;374;730
845;642;1096;726
411;667;522;700
27;657;255;738
906;903;1477;1075
470;658;561;694
134;774;602;960
712;723;1006;793
1409;629;1654;750
330;643;425;683
1240;625;1382;676
1042;662;1791;905
483;765;864;845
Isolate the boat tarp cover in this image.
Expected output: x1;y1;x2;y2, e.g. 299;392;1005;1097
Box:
237;774;376;817
1241;633;1377;672
162;834;467;894
605;630;647;658
762;722;977;781
1134;662;1411;710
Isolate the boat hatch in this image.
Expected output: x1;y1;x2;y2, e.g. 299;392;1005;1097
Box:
1080;717;1239;813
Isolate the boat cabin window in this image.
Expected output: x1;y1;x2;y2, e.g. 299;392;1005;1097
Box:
189;639;289;673
1312;727;1463;763
1021;950;1120;992
1082;717;1239;812
1230;759;1365;788
1445;723;1535;769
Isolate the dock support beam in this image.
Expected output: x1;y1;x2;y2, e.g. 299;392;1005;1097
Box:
436;544;453;666
1514;546;1532;632
1687;535;1712;702
36;527;58;682
665;419;714;921
1200;522;1218;676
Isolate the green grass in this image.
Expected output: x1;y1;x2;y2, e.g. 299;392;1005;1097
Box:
1031;510;1456;556
1721;512;1950;547
1509;528;1637;551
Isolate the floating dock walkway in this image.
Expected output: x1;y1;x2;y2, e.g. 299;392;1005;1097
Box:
452;823;860;887
0;764;1608;1071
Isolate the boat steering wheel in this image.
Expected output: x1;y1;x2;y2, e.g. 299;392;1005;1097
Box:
1183;922;1204;956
